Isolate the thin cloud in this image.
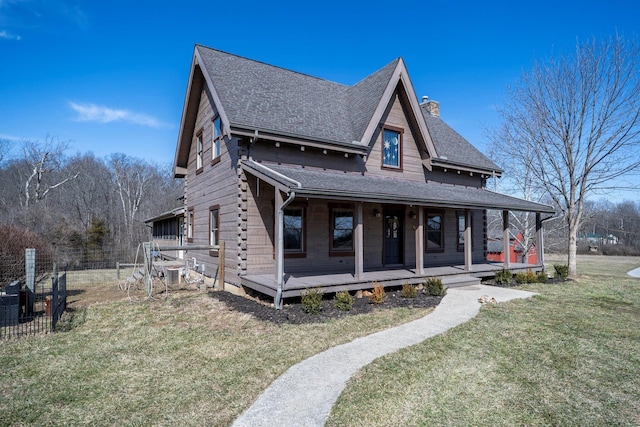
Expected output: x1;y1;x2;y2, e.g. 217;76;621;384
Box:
69;102;170;129
0;29;20;40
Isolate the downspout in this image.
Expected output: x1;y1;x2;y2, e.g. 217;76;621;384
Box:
275;190;296;309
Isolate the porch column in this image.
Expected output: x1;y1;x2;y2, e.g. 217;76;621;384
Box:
464;209;473;271
274;189;283;298
503;210;511;269
536;212;545;268
354;203;364;280
415;207;424;275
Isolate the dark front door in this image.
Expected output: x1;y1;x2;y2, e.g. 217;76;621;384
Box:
384;209;403;265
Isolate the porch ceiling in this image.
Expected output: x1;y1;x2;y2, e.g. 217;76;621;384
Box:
241;160;555;214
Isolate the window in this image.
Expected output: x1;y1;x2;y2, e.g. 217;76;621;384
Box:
209;206;219;255
331;207;354;255
211;117;222;165
187;208;194;242
283;207;304;254
425;211;444;252
382;127;402;169
209;206;219;246
196;131;203;171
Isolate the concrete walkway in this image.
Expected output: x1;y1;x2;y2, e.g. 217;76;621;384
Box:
232;284;537;427
628;267;640;278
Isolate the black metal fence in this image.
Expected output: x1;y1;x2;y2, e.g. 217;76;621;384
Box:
1;250;67;340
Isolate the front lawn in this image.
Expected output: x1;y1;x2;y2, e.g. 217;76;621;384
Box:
327;255;640;426
0;276;431;426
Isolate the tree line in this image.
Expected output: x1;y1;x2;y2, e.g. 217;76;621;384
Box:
0;136;183;268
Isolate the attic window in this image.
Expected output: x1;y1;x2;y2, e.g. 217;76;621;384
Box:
382;127;402;169
211;117;221;165
196;131;204;171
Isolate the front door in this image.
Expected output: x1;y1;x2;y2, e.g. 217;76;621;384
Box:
384;209;403;265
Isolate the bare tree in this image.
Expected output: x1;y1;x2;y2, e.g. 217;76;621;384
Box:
21;136;79;207
495;35;640;276
0;138;11;164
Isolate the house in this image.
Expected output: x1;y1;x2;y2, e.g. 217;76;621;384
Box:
172;45;555;307
144;207;185;261
487;232;538;264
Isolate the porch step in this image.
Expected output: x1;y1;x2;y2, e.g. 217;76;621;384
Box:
441;274;481;288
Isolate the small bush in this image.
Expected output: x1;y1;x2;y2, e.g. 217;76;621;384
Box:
334;291;354;311
495;269;512;285
525;268;537;283
301;288;324;314
554;264;569;279
536;271;549;283
514;272;529;284
424;277;446;296
401;282;417;298
368;283;387;304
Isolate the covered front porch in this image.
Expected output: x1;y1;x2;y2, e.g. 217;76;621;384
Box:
241;261;542;299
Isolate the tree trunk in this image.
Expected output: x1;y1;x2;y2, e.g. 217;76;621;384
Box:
568;223;578;277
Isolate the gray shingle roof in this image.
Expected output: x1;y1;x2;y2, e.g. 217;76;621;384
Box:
422;110;502;172
197;46;398;145
242;161;555;213
194;45;500;172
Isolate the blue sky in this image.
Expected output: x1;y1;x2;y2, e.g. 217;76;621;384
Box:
0;0;638;196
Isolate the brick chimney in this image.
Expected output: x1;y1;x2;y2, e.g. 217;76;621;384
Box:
420;95;440;118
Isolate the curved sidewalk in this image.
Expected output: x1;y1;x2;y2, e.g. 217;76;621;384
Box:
232;284;537;427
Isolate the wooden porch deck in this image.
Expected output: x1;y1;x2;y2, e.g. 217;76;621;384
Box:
240;262;542;299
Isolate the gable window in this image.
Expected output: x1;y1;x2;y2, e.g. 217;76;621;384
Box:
211;117;222;165
284;207;305;256
209;205;219;255
187;207;194;243
330;206;354;255
425;211;444;252
382;127;402;169
196;131;204;171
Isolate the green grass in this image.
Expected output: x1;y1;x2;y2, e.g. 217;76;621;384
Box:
326;255;640;426
0;277;431;426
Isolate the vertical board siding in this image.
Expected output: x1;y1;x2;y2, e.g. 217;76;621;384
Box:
365;91;426;181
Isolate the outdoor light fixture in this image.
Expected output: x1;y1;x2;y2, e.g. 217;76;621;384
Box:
373;209;381;217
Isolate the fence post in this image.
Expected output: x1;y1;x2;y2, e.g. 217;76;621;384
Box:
25;248;36;315
219;240;225;291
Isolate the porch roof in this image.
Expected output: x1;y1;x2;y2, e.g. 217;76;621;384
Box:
242;160;555;214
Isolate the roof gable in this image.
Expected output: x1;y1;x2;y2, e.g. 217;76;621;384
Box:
174;45;496;176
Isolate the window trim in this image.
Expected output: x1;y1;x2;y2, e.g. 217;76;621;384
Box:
211;116;222;166
195;129;204;174
381;125;403;171
329;204;355;257
186;207;194;243
425;210;445;253
208;205;220;256
283;205;306;258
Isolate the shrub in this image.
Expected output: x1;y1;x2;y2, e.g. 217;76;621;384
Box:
334;291;354;311
553;264;569;279
536;271;549;283
494;269;512;285
525;268;537;283
401;282;417;298
514;272;529;284
368;283;387;304
424;277;446;296
301;288;324;314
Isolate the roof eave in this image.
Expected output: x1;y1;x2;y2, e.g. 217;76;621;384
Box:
231;124;368;155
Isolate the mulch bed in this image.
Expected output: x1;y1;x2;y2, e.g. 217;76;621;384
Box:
211;288;443;324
